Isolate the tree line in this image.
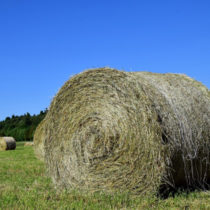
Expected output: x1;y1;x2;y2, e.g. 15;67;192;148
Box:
0;110;47;141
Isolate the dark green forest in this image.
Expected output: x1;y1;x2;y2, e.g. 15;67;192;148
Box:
0;110;47;141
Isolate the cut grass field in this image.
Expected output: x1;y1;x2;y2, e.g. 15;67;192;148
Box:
0;142;210;209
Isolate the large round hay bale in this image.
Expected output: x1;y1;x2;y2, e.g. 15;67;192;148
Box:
133;72;210;194
38;68;210;195
0;137;16;151
33;119;46;161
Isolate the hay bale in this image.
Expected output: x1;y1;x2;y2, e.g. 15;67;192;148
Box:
24;142;34;146
133;72;210;194
0;137;16;151
37;68;210;195
33;119;46;161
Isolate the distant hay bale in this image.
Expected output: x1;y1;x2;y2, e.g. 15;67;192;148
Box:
37;68;210;195
24;142;34;146
0;137;16;151
33;119;46;161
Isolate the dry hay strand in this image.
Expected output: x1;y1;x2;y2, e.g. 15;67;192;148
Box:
37;68;210;195
0;137;16;151
24;142;34;146
33;119;46;161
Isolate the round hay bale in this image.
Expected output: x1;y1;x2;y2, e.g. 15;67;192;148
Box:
133;72;210;194
0;137;16;151
24;142;34;146
39;68;210;195
33;119;46;161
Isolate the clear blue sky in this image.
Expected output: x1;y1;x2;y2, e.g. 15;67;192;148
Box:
0;0;209;120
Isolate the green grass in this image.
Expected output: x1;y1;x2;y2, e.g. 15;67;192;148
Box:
0;142;210;209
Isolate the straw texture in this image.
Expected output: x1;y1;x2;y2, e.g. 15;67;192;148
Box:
34;119;46;161
34;68;210;195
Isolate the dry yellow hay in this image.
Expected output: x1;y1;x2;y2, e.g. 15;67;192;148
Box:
34;68;210;195
24;142;34;146
0;137;16;151
33;119;46;161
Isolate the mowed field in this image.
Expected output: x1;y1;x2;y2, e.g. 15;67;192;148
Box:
0;142;210;210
